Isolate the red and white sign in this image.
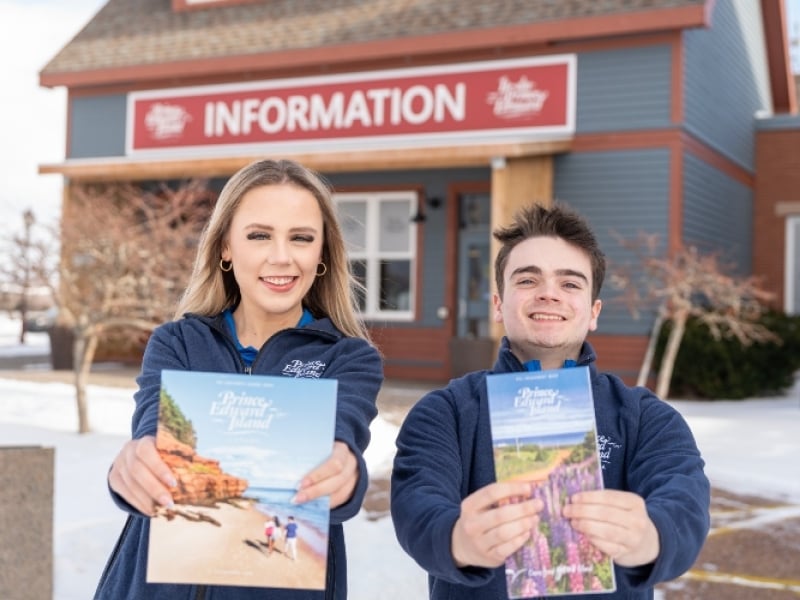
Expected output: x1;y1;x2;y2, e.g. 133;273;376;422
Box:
126;54;575;155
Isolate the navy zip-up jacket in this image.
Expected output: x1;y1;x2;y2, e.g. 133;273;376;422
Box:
95;312;383;600
391;339;709;600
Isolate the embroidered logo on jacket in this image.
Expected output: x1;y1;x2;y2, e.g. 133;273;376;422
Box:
282;359;326;378
597;434;621;471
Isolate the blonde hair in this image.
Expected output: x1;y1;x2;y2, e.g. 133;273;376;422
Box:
174;158;372;342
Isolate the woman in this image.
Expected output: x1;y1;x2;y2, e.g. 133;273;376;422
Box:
95;159;383;599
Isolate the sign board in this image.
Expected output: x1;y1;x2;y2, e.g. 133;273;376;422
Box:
126;54;576;156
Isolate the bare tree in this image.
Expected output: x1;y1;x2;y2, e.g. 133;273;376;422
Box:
58;180;212;433
0;209;56;343
610;233;778;398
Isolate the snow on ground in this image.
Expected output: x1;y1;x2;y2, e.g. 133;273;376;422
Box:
0;316;797;598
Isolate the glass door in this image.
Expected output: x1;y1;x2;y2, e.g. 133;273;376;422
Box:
456;193;491;337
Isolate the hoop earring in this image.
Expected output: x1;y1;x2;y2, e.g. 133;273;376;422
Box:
220;259;233;272
316;262;327;277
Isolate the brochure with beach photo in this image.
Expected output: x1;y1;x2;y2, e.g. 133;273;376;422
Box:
146;369;337;590
487;366;616;597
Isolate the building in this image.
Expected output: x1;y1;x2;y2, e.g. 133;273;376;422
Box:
39;0;798;382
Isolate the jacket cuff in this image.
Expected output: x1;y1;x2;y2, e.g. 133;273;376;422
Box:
329;447;369;524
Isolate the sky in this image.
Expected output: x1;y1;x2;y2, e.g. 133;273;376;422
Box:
0;0;107;235
0;0;798;241
164;369;337;488
487;368;596;441
0;316;798;599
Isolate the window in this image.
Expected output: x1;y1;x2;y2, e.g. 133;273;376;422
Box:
335;192;418;321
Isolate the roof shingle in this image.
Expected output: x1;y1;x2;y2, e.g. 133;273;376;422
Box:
41;0;706;78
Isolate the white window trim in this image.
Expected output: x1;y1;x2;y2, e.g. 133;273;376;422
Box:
786;215;799;315
335;191;418;322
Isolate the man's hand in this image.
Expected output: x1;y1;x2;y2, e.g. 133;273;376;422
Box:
562;489;660;567
293;441;358;509
451;481;543;569
108;435;176;516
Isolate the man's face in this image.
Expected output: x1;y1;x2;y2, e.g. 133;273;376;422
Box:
493;236;602;368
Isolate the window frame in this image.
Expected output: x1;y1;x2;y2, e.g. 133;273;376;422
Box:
786;215;799;315
334;190;420;322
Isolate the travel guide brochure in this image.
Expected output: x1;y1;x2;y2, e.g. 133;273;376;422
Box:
146;369;337;590
486;366;616;597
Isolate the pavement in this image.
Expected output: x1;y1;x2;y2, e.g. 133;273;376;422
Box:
1;356;799;599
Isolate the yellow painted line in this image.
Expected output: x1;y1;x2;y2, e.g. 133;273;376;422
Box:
682;569;800;594
710;505;789;518
706;505;800;537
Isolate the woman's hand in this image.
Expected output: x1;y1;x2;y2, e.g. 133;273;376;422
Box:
108;435;176;516
292;441;358;509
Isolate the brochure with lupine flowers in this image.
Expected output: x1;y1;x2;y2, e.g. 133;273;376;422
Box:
487;366;616;597
147;369;336;590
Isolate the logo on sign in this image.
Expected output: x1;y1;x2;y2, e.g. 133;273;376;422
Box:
486;76;549;119
144;102;192;139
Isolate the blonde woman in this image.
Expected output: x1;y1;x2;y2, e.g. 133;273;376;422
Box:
97;159;383;600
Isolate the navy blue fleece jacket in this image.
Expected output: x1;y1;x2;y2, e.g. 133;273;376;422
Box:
391;339;709;600
95;313;383;600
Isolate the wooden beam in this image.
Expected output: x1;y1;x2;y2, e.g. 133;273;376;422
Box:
38;140;572;182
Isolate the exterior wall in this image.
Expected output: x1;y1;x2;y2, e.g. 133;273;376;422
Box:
554;149;671;336
683;0;771;170
69;94;127;158
574;44;673;132
588;334;650;381
682;153;753;273
753;118;800;312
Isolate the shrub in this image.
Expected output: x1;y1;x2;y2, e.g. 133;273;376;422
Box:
654;310;800;399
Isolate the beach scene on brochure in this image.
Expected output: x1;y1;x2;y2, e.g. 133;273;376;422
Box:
147;369;337;590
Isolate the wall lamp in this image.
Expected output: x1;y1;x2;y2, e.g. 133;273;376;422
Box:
410;195;443;223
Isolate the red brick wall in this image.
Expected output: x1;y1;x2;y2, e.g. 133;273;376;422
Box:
753;128;800;310
588;334;651;386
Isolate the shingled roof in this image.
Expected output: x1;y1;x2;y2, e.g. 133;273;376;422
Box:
41;0;707;85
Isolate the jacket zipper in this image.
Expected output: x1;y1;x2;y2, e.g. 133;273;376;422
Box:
94;514;134;597
189;320;289;600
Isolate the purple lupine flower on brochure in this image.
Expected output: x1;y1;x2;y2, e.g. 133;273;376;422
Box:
487;367;617;597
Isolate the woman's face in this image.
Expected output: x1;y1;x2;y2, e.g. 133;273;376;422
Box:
222;183;324;327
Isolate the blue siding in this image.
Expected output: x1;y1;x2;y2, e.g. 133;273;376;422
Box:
575;44;672;133
683;0;771;170
554;150;670;336
682;154;752;274
69;94;127;158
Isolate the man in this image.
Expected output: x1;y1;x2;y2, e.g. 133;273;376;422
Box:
285;516;299;561
391;203;709;599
